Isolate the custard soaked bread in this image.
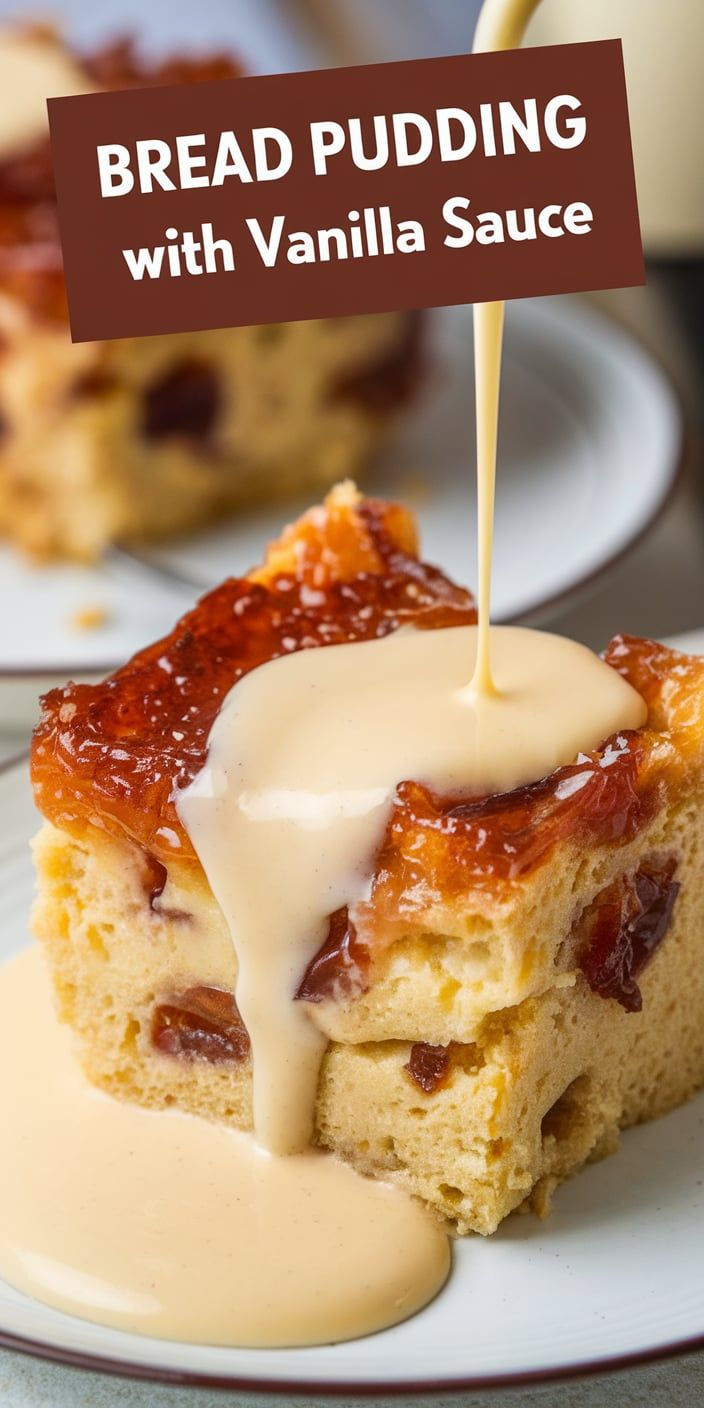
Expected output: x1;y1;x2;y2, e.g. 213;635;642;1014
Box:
31;486;704;1233
0;29;420;560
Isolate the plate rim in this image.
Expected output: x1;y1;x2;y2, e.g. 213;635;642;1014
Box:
0;1313;703;1396
2;752;704;1392
0;296;685;682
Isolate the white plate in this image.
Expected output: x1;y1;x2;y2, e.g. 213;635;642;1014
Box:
1;669;704;1395
0;553;196;731
139;296;682;620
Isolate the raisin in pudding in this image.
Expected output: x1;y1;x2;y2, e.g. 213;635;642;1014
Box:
29;483;704;1234
0;27;420;559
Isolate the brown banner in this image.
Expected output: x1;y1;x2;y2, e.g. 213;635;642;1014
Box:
48;40;643;343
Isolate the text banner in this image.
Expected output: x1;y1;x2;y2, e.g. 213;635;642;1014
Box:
48;40;643;342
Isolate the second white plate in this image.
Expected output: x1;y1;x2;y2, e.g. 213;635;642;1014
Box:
140;295;682;620
0;296;681;735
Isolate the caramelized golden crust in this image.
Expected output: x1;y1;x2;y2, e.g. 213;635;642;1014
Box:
33;484;704;895
31;486;476;860
30;489;704;986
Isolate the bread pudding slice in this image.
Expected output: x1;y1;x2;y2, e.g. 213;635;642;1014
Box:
0;28;420;560
31;484;704;1234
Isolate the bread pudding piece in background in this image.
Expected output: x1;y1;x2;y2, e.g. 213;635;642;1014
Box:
31;485;704;1234
0;29;422;560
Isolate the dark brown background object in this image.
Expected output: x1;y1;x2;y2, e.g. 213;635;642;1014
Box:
48;40;643;342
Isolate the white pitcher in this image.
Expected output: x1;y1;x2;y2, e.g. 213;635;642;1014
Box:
526;0;704;256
